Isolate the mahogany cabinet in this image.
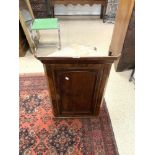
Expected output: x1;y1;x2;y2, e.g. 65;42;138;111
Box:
38;56;117;117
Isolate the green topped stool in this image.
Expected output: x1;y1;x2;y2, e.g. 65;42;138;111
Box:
31;18;61;50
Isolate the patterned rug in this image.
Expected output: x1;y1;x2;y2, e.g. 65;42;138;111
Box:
19;74;119;155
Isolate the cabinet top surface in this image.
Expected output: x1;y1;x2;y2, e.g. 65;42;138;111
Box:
49;45;107;57
37;44;111;58
37;45;118;63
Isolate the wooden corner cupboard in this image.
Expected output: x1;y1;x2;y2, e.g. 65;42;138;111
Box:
37;49;117;117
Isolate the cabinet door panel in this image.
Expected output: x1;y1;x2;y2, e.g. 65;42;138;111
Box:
54;69;99;115
42;62;115;117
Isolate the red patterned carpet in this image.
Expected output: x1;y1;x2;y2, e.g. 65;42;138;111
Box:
19;74;119;155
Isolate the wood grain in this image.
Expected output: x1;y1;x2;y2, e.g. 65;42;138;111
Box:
109;0;135;71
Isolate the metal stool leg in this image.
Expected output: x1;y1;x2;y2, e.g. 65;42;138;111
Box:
58;28;61;50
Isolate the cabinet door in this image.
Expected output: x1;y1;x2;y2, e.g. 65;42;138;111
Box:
51;67;103;116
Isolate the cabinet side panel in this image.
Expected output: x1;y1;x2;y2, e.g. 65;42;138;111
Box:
44;64;60;116
94;63;112;115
